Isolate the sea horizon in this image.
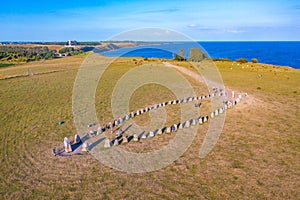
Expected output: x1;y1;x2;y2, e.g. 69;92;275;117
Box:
102;41;300;69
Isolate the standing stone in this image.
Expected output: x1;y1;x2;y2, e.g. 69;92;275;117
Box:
219;108;223;114
157;129;162;135
141;133;147;139
172;100;176;105
238;94;242;99
173;124;178;131
199;117;203;124
178;123;183;129
170;125;175;132
133;134;139;142
74;134;81;144
106;122;111;130
90;130;97;136
232;91;235;98
211;112;215;118
122;136;128;144
185;120;191;127
188;97;193;102
113;139;119;146
130;112;135;117
215;109;219;116
224;104;228;110
171;124;177;132
82;142;89;152
192;119;197;125
64;137;72;153
228;101;233;108
166;127;171;133
203;116;208;122
97;126;103;135
114;120;119;126
104;139;111;148
140;109;144;114
149;131;154;137
125;114;130;120
136;110;140;116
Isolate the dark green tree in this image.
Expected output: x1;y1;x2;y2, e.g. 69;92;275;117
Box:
236;58;248;63
251;58;258;63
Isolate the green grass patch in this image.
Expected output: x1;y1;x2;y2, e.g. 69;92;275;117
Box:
0;63;15;68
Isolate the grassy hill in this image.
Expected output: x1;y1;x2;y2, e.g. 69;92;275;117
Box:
0;54;299;199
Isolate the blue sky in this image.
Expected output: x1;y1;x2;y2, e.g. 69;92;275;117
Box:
0;0;299;41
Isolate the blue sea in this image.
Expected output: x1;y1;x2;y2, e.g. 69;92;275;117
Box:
102;41;300;69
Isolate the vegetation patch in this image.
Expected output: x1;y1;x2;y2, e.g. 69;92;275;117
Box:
0;63;15;68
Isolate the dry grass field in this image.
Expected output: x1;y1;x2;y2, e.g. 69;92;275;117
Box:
0;54;299;199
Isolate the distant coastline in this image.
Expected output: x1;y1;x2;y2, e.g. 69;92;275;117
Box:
102;41;300;69
1;41;299;69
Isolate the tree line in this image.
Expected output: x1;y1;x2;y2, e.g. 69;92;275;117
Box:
0;46;83;62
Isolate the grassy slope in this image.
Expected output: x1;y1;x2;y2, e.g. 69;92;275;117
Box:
0;56;299;199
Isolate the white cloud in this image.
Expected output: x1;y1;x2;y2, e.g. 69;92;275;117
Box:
225;29;247;33
188;23;198;27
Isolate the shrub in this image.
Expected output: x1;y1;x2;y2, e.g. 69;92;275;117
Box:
251;58;258;63
211;58;232;62
236;58;248;63
220;58;232;62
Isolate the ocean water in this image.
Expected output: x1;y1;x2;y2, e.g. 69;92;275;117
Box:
102;41;300;69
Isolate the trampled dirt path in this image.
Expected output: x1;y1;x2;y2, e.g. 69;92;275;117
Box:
163;62;255;106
